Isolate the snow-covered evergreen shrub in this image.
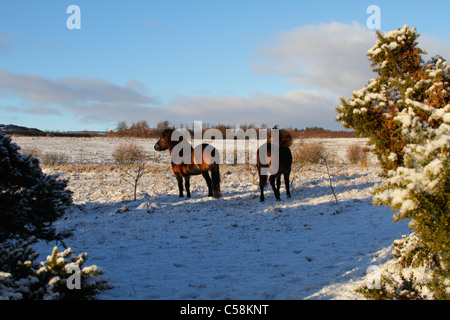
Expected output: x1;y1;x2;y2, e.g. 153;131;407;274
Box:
336;25;426;173
336;25;450;299
356;233;449;300
36;246;112;300
0;134;111;299
0;237;40;300
0;238;112;300
0;133;73;242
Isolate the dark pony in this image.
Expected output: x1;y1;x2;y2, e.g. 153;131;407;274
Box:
154;128;221;199
257;127;293;202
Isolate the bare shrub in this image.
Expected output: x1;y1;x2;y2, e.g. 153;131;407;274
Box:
112;142;151;201
346;143;370;166
292;141;339;203
21;147;71;167
41;152;69;166
112;143;145;166
245;163;259;184
293;142;334;165
21;146;41;159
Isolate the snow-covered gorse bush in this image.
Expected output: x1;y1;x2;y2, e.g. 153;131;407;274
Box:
1;133;111;299
336;25;450;299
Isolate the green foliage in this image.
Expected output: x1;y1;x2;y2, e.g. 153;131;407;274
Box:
429;269;450;300
356;274;424;300
336;25;430;173
0;238;112;300
0;134;110;299
337;25;450;299
0;133;73;242
37;246;112;300
356;234;449;300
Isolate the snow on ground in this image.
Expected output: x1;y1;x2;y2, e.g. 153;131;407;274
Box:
12;136;410;300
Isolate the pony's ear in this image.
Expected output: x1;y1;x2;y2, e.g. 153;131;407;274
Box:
163;128;174;137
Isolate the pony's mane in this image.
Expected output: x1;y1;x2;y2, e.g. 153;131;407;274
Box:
268;127;293;148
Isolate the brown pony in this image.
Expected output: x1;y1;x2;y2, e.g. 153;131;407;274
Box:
154;128;221;199
257;127;293;202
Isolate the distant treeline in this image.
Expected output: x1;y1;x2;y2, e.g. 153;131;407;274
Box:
1;121;356;139
0;124;104;137
107;120;356;139
291;127;356;138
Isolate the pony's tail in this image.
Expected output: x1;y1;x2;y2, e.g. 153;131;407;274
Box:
210;163;221;199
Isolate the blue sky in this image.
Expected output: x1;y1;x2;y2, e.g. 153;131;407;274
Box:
0;0;449;131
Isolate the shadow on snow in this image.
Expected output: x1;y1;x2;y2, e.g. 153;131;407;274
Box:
40;172;409;299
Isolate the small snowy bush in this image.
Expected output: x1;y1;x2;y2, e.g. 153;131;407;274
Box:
41;152;69;166
346;143;369;166
112;142;145;166
337;25;450;299
112;143;151;200
0;238;111;300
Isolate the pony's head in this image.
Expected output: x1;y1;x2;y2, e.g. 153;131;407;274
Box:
154;128;175;151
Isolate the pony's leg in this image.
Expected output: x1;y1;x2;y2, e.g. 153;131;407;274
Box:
209;163;221;199
176;176;184;198
184;175;191;198
259;173;267;202
276;175;281;194
284;171;291;199
270;175;281;201
202;171;213;197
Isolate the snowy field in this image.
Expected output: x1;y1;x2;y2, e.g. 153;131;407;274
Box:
11;136;410;300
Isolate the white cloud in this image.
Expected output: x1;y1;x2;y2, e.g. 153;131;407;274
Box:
0;105;20;113
252;22;377;96
0;69;159;126
155;89;337;129
419;33;450;62
0;66;341;129
56;89;337;129
0;22;389;130
152;22;379;129
27;105;61;115
0;70;155;105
